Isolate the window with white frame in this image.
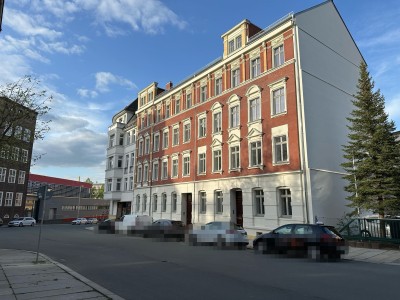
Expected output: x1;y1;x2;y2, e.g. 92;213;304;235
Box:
198;152;206;174
279;188;292;217
0;146;8;159
228;40;235;54
230;105;239;128
116;178;121;191
230;145;240;170
21;149;28;163
236;35;242;49
124;178;128;190
175;98;180;114
137;165;142;183
152;161;159;181
198;116;206;138
172;192;177;212
126;131;131;145
165;103;171;118
138;139;144;156
172;156;178;178
18;171;25;184
0;167;6;182
119;133;124;146
140;115;145;129
182;155;190;176
107;179;112;191
130;153;134;173
231;68;240;88
213;111;222;133
274;135;288;163
15;193;22;207
147;111;151;127
143;194;147;212
272;87;286;115
162;193;167;212
172;126;179;146
144;136;150;154
12;147;19;161
213;149;222;172
129;176;133;190
161;160;168;179
254;189;265;216
117;156;123;168
153;194;158;212
143;164;149;182
200;85;207;102
273;44;284;67
162;129;169;149
109;134;115;147
250;141;262;167
249;97;261;122
5;192;13;206
183;122;191;143
8;169;16;183
215;191;223;214
228;35;242;54
136;195;141;212
215;77;222;96
23;128;31;142
0;191;3;206
108;156;114;169
199;191;207;213
186;93;192;109
251;57;261;78
153;133;160;152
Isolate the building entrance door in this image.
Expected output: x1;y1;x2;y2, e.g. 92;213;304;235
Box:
186;194;192;225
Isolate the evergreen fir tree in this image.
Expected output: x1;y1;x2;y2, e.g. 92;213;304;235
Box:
342;62;400;218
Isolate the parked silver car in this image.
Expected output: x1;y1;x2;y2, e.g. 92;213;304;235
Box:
8;217;36;227
71;218;88;225
187;221;248;248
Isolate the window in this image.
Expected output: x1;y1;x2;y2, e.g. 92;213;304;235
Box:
1;146;8;159
249;97;261;122
198;116;206;138
145;137;150;154
11;147;19;161
254;189;265;216
200;85;207;102
0;192;2;206
213;112;222;133
21;149;28;163
279;188;292;217
172;157;178;178
215;77;222;96
116;178;121;191
119;133;124;145
199;191;207;213
23;129;31;142
129;176;133;190
213;149;222;172
125;154;129;171
117;156;123;168
148;90;154;101
175;99;180;114
130;154;134;173
14;126;22;139
186;93;192;109
230;146;240;170
251;57;261;78
162;160;168;179
231;68;240;88
5;192;13;206
143;165;149;182
147;111;151;127
141;115;145;129
8;169;16;183
272;87;286;115
172;126;179;146
137;165;142;183
236;36;242;49
228;36;242;54
230;105;239;128
136;195;141;212
198;153;206;174
108;156;114;169
153;134;160;152
162;193;167;212
215;191;223;214
172;192;177;212
153;194;158;212
109;134;115;147
156;107;161;122
123;178;128;190
273;45;284;67
18;171;25;184
228;40;235;54
152;161;159;181
274;135;288;163
140;96;145;106
138;140;144;156
0;167;6;182
143;194;147;212
107;179;112;191
250;141;262;167
162;130;169;149
126;132;131;145
165;103;171;118
183;122;191;143
183;155;190;176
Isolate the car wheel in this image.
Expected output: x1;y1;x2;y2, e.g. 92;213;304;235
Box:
19;222;23;227
31;222;35;227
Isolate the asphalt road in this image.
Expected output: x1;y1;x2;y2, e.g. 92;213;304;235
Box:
1;224;399;300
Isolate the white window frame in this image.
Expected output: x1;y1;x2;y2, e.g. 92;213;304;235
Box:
212;148;222;173
249;140;262;167
171;192;177;212
136;195;141;212
175;98;180;114
21;149;28;163
213;111;222;134
273;44;285;68
8;169;16;183
215;190;223;214
269;78;287;116
249;97;261;122
153;194;158;212
152;161;159;181
198;115;207;138
199;191;207;214
0;191;3;206
153;133;160;152
186;93;192;109
5;192;13;206
273;135;289;164
171;156;179;178
144;136;150;155
143;194;147;212
254;188;265;216
0;167;6;182
161;193;167;212
279;188;292;217
143;164;149;183
198;152;206;175
229;145;240;171
215;76;222;96
182;153;190;177
137;164;143;184
183;120;191;143
231;68;240;88
161;159;168;180
200;85;207;102
251;57;261;78
172;125;179;146
162;129;169;149
18;170;25;184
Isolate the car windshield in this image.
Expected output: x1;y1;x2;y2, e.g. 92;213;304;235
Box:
17;218;24;220
322;226;342;238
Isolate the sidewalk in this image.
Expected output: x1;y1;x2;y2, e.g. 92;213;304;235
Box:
0;249;124;300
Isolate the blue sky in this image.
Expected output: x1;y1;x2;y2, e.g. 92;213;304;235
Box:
1;0;399;183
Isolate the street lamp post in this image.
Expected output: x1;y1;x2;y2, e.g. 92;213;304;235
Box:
35;185;52;263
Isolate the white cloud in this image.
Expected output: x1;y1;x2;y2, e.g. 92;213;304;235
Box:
77;89;98;98
38;40;85;55
385;94;400;127
95;72;137;93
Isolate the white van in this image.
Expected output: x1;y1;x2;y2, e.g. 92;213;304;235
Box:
116;214;152;233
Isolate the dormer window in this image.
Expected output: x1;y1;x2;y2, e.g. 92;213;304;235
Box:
228;35;242;54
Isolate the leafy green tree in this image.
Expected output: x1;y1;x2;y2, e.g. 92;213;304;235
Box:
342;62;400;218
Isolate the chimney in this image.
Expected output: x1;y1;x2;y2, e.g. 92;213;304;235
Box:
166;81;173;90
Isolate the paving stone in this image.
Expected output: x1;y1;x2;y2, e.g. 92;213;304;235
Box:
16;284;93;300
13;279;87;294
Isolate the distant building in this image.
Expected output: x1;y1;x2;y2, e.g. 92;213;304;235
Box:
27;174;109;222
0;96;37;222
104;101;138;219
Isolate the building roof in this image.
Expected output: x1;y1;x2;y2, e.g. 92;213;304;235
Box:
29;174;92;189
